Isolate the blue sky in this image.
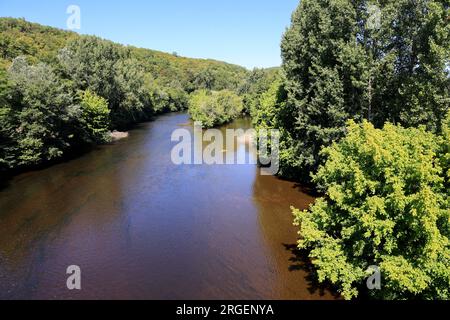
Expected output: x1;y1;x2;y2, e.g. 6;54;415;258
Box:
0;0;299;69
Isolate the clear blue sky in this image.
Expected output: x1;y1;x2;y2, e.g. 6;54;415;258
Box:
0;0;299;69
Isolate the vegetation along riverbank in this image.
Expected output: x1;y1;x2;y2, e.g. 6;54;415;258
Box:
0;0;449;300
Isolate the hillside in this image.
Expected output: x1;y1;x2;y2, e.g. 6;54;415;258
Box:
0;17;248;91
0;18;280;173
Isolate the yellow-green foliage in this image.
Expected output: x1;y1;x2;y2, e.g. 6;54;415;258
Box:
188;89;244;128
131;46;248;92
79;90;110;143
442;112;450;184
293;119;450;300
0;18;77;64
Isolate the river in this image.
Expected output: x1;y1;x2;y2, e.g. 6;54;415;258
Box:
0;113;335;300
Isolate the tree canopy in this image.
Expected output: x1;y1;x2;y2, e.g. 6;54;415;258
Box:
276;0;450;180
188;89;244;128
293;118;450;299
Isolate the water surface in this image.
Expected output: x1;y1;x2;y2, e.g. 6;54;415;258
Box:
0;113;334;300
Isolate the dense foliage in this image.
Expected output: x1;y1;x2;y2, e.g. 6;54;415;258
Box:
0;18;248;93
188;89;244;128
293;119;450;299
58;36;153;128
77;90;111;143
273;0;450;180
0;67;13;171
0;18;249;172
248;0;450;300
239;67;280;114
442;112;450;187
5;57;74;167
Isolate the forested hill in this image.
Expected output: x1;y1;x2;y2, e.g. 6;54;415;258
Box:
0;17;248;90
1;18;280;174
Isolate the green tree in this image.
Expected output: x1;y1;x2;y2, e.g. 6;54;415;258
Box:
280;0;360;179
58;36;124;103
293;120;450;299
59;37;155;128
0;17;251;172
113;58;152;127
279;0;450;181
165;85;188;111
188;89;244;128
77;90;110;143
8;57;74;166
0;67;14;171
240;68;280;115
193;68;216;90
441;111;450;191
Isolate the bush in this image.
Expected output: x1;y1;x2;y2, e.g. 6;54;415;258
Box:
78;90;110;143
293;119;450;300
188;89;243;128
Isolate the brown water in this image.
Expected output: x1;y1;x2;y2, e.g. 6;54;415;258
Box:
0;113;335;300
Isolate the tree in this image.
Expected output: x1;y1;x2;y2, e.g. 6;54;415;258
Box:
58;36;124;104
0;67;14;171
113;58;152;127
280;0;360;179
441;111;450;190
188;89;244;128
293;119;450;299
381;0;449;132
0;17;251;173
77;90;110;143
7;57;74;166
58;37;154;128
240;68;280;114
193;68;216;90
279;0;450;181
165;85;188;111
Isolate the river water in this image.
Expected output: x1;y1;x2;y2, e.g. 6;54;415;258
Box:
0;113;335;300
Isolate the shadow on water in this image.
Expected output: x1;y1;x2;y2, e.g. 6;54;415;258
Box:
0;172;11;190
0;144;96;191
252;172;339;299
292;183;322;198
0;115;156;192
0;135;130;299
283;243;340;298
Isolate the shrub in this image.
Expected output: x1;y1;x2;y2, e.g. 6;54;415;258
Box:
78;90;110;143
188;89;243;128
293;119;450;300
